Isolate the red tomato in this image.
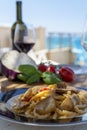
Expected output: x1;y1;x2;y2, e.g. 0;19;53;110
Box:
59;66;75;82
46;65;56;73
38;63;47;72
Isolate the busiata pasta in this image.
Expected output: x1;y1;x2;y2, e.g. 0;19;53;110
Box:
12;83;87;120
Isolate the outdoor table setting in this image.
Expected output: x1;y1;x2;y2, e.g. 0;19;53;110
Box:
0;15;87;129
1;0;87;130
0;54;87;130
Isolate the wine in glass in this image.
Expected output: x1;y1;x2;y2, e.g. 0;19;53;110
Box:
14;23;36;53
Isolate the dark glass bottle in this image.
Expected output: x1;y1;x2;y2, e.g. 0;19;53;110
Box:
11;1;27;50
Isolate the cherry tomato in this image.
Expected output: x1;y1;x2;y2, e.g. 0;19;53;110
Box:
59;66;75;82
46;65;56;73
38;63;47;72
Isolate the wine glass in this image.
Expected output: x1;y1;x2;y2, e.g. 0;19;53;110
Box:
81;16;87;52
14;23;36;53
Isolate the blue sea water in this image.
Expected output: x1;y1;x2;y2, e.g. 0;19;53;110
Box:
46;34;87;65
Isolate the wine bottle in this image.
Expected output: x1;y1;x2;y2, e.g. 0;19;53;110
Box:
11;1;27;50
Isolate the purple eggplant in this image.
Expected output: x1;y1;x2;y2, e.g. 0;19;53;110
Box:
1;50;37;80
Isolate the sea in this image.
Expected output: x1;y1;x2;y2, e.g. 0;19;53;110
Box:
46;33;87;65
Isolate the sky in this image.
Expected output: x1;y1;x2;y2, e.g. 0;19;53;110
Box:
0;0;87;33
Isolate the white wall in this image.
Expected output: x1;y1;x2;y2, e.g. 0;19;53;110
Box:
33;27;46;51
0;26;11;48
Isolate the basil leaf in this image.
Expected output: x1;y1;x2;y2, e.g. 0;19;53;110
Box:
18;65;37;75
42;72;61;84
17;73;29;82
26;73;41;84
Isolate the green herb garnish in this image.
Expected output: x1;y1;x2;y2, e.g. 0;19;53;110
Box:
17;65;61;84
42;71;61;84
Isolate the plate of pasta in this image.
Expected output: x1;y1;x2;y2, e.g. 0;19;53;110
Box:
6;82;87;124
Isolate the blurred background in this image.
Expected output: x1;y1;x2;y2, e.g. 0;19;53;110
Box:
0;0;87;65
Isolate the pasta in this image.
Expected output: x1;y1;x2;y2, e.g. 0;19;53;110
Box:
12;83;87;120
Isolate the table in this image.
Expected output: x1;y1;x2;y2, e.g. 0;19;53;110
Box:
0;75;87;130
1;75;87;92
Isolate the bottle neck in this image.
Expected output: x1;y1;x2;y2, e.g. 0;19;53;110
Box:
16;1;22;21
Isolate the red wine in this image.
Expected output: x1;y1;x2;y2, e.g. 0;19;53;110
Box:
14;42;35;53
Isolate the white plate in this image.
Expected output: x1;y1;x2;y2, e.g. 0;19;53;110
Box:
5;94;87;127
6;95;21;112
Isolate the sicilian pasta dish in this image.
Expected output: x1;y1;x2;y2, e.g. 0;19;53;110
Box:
12;83;87;120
